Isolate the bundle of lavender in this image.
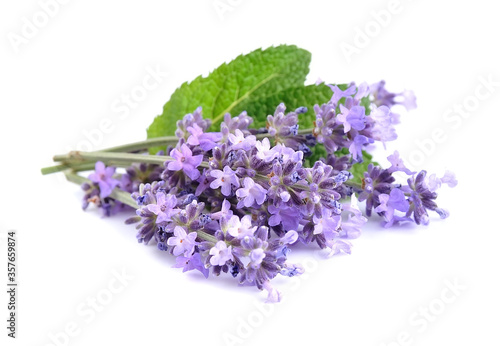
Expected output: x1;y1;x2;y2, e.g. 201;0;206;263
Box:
42;45;456;302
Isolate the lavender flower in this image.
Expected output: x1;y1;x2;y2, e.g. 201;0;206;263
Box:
147;191;180;223
172;253;209;278
209;166;240;196
167;226;198;256
268;204;301;231
187;123;222;151
88;161;120;198
337;104;366;133
255;138;277;162
329;84;356;104
211;199;233;221
168;144;203;180
236;177;267;208
226;215;257;239
228;129;256;151
209;241;234;266
387;151;415;175
374;188;410;227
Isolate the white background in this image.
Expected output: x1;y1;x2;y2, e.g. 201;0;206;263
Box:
1;1;499;345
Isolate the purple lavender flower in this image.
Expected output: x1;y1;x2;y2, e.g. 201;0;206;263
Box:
280;263;305;277
404;170;452;225
325;235;352;257
340;195;367;239
194;169;213;196
209;166;240;196
370;80;417;111
221;111;253;134
88;161;120;198
313;102;349;153
172;253;209;278
268;204;301;231
226;215;257;239
167;144;203;180
249;248;266;269
147;191;180;223
187;123;222;151
425;170;458;192
270;143;303;163
209;241;234;266
349;134;374;161
262;281;282;303
175;107;211;140
211;199;233;220
387;151;415;175
255;138;277;162
228;129;256;151
167;226;198;256
312;208;341;236
366;105;398;143
374;188;410;227
337;104;366;133
358;164;396;217
236;177;267;208
329;84;356;105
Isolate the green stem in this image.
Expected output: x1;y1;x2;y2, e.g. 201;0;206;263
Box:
195;231;218;243
344;180;363;190
297;128;314;135
64;172;137;208
43;151;209;175
41;162;98;175
53;151;171;165
255;127;314;140
97;136;179;153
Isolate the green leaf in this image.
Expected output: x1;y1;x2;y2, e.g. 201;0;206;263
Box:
146;45;311;152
